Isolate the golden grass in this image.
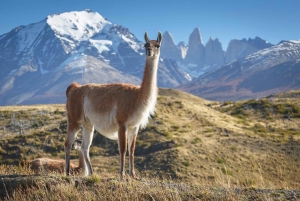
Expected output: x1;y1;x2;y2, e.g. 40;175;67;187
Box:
0;88;300;200
0;165;299;201
0;104;65;112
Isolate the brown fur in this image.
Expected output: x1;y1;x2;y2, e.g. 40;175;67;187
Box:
129;134;137;176
29;158;83;174
64;32;162;177
66;82;81;97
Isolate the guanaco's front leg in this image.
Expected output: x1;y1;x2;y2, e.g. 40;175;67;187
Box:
118;123;127;177
128;126;139;178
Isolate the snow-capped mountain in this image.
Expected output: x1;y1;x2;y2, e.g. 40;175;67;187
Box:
0;10;189;105
178;40;300;101
0;10;146;76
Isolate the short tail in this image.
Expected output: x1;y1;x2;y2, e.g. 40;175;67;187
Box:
66;82;81;97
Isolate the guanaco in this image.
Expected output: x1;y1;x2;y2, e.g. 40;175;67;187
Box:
30;139;83;174
64;32;162;177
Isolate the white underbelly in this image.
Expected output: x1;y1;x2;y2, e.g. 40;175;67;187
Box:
84;99;119;140
95;128;119;140
87;114;119;140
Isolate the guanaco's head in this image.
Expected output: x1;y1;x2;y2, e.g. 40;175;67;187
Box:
144;31;162;59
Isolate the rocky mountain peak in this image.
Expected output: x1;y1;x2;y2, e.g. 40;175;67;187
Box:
177;41;188;59
162;31;177;47
189;28;203;45
183;28;205;71
177;41;187;48
161;31;182;61
204;37;224;68
248;36;272;48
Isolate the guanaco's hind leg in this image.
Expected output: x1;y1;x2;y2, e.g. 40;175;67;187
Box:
118;123;127;177
128;126;139;178
81;120;95;176
65;125;81;176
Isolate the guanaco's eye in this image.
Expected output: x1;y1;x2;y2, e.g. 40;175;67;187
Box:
155;45;160;48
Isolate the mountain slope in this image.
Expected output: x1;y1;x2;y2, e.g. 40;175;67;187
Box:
0;55;141;105
178;40;300;101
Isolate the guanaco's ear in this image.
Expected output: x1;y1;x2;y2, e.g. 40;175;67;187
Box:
144;32;150;43
157;31;162;44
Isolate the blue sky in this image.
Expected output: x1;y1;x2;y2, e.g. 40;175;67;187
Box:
0;0;299;49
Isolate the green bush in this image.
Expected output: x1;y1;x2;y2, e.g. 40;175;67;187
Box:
229;146;237;152
240;178;256;187
181;161;190;167
222;101;232;106
221;167;233;175
216;158;226;164
191;138;202;144
252;123;268;133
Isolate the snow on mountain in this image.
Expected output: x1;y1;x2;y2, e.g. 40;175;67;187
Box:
0;9;146;77
177;41;188;59
239;40;300;72
47;10;145;71
46;10;145;74
16;21;46;54
47;10;112;43
0;10;189;105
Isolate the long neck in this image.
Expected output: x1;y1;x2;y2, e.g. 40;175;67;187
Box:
139;57;159;101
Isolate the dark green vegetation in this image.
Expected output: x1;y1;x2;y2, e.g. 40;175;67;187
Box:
0;89;300;200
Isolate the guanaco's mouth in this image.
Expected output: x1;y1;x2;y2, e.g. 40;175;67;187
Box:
147;54;157;59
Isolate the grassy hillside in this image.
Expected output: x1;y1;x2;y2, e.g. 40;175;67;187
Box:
0;88;299;199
